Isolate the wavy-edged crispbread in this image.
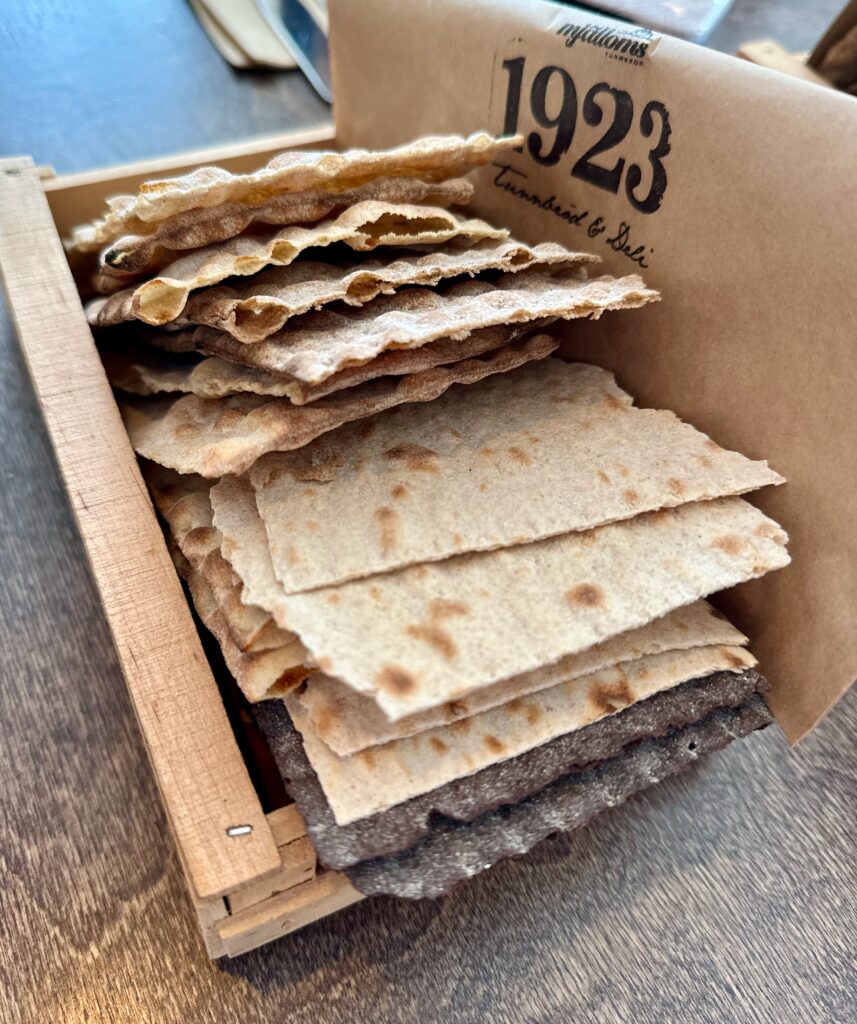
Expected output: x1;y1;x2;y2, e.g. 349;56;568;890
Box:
121;334;558;477
157;269;658;384
95;177;475;275
69;132;520;250
90;238;595;335
103;322;534;403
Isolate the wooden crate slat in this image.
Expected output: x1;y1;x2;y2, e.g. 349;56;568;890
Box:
0;158;281;900
217;872;364;958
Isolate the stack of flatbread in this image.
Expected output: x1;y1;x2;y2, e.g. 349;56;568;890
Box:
73;134;789;899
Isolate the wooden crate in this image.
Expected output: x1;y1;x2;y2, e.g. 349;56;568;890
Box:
0;126;367;959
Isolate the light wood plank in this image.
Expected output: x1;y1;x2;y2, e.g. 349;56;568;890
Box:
0;158;280;899
266;803;309;847
228;836;317;914
217;872;364;958
43;124;336;237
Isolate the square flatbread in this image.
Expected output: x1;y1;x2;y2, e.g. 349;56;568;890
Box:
249;359;782;593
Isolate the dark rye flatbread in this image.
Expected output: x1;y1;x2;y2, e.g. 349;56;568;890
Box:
347;695;771;899
253;668;769;873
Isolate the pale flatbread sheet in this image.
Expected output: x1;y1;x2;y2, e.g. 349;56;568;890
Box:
287;644;758;824
298;600;748;755
95;177;475;277
188;571;310;701
164;269;659;384
251;360;783;593
104;322;533;403
121;335;558;477
70;133;521;250
156;239;592;340
90;203;507;321
145;463;293;653
273;497;789;720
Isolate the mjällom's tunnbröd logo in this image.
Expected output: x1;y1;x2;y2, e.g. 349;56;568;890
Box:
556;21;655;68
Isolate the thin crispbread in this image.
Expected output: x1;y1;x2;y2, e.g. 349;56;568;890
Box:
285;644;757;825
121;334;558;477
343;696;773;898
253;668;769;871
90;235;584;333
297;600;748;755
188;571;310;701
144;462;296;654
250;360;783;594
270;497;789;720
90;203;508;315
102;321;535;403
69;133;521;250
161;269;659;384
95;177;475;276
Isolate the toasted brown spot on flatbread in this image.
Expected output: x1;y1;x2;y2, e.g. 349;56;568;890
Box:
358;748;376;770
391;483;409;501
429;598;470;619
506;697;524;714
451;716;472;735
445;699;469;718
303;487;318;497
616;464;631;477
325;592;341;605
369;585;382;601
286;545;301;566
430;737;449;756
478;445;497;457
376;664;417;696
566;583;606;608
508;446;532;466
175;422;200;438
712;534;744;557
185;526;217;547
525;704;541;726
720;647;748;669
479;482;489;492
384;442;439;472
452;532;463;545
695;454;714;469
214;408;244;430
667;477;685;496
754;522;781;539
374;505;400;555
589;674;634;715
484;734;506;755
623;489;640;506
447;427;464;440
307;520;319;531
405;622;458;660
602;390;626;411
597;469;611;485
357;420;377;440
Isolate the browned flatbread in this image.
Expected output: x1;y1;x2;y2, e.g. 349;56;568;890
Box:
121;335;558;477
68;132;522;251
96;177;475;278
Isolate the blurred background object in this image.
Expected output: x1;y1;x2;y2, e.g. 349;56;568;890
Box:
570;1;735;41
190;0;331;99
740;0;857;91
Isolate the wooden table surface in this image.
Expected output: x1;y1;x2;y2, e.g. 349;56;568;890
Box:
1;2;854;1022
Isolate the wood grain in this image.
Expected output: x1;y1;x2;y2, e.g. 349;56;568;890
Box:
0;1;854;1022
0;159;280;900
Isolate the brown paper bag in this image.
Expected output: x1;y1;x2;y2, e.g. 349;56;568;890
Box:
328;0;857;741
